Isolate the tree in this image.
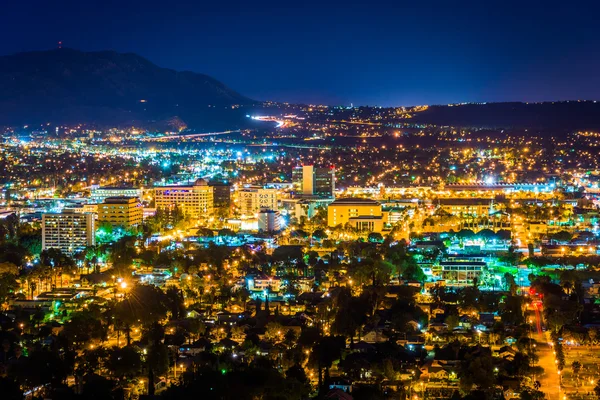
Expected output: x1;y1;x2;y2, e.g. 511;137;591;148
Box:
40;248;76;286
19;233;42;258
368;232;383;243
445;314;460;332
114;284;169;345
265;322;284;343
551;230;572;243
165;287;186;320
572;360;582;382
147;343;170;376
81;373;118;400
459;351;495;396
285;364;309;384
528;242;535;258
61;312;108;347
595;381;600;399
588;327;598;348
105;346;142;380
310;336;346;391
0;273;18;305
500;295;525;326
502;273;518;295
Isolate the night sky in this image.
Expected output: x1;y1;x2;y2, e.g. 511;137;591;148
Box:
1;0;599;106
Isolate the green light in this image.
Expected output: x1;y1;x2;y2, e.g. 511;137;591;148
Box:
221;369;227;375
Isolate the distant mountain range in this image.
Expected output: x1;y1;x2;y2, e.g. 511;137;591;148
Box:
0;48;599;132
0;48;255;129
411;101;600;131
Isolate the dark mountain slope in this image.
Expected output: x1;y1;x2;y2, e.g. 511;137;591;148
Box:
0;48;255;128
411;101;600;131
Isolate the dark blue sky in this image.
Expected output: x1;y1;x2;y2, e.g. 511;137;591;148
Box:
1;0;599;106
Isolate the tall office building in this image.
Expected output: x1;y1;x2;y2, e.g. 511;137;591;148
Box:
302;165;314;195
98;196;143;228
42;211;95;255
294;165;335;198
154;179;214;219
314;167;335;198
208;180;232;211
238;187;278;216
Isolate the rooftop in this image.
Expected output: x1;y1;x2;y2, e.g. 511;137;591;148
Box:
330;197;380;206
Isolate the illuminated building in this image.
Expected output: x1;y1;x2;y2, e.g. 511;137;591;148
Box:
327;198;384;232
246;274;283;293
258;210;282;232
154;179;214;219
208;180;231;210
90;186;142;203
440;260;484;288
293;165;335;198
238;187;278;216
42;210;95;255
437;198;493;217
299;165;314;195
314;166;335;198
98;196;143;228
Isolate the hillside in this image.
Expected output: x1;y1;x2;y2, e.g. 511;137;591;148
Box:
0;48;255;129
411;101;600;131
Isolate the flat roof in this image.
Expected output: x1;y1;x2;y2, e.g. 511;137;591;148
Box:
330;197;380;206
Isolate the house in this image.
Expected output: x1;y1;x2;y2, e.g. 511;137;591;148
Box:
504;336;517;345
362;330;389;343
479;312;497;327
420;361;452;381
351;341;375;353
328;379;353;393
217;310;249;324
428;322;447;332
497;345;516;361
179;338;211;356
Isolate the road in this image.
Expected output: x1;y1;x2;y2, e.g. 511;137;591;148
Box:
530;300;562;400
535;332;562;400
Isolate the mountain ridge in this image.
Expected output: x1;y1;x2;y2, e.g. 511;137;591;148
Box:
0;48;255;129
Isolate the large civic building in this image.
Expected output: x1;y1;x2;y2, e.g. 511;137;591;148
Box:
42;211;96;255
327;198;384;232
98;196;143;228
154;179;214;219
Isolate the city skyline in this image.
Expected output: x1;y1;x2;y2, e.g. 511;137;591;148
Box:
2;2;600;400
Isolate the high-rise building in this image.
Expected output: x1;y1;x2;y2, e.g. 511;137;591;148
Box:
98;196;143;228
292;166;303;189
258;210;282;232
314;167;335;198
293;165;335;198
208;180;232;211
302;165;314;195
90;186;142;203
238;187;278;216
42;211;95;255
154;179;214;219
